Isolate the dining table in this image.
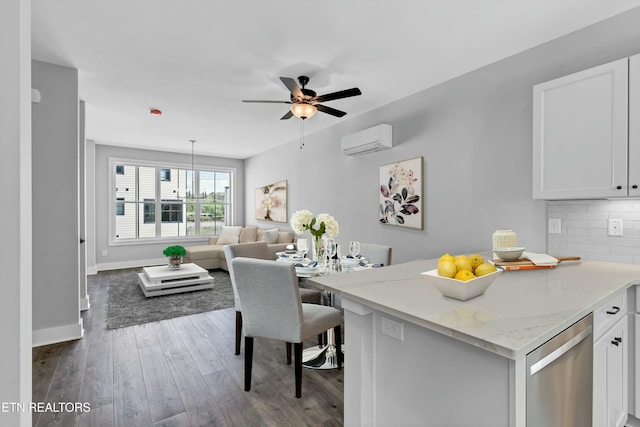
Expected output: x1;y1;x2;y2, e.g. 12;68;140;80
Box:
277;251;377;370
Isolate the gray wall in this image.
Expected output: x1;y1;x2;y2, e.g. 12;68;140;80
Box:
0;0;32;423
32;60;82;344
93;144;245;269
245;7;640;265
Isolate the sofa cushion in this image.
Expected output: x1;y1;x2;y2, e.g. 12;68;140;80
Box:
259;228;280;244
277;230;294;244
239;226;258;243
217;226;242;245
185;244;224;260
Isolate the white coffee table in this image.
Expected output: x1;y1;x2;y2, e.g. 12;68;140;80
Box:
138;263;214;297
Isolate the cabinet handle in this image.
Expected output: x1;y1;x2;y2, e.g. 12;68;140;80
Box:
606;306;621;315
633;185;638;189
612;340;620;346
616;185;623;190
614;337;622;343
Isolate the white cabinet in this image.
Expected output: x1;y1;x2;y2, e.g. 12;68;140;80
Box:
533;54;640;199
594;292;628;427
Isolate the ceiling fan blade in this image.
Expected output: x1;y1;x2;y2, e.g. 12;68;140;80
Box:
316;104;347;117
313;87;362;103
280;110;294;120
242;100;291;104
280;77;304;100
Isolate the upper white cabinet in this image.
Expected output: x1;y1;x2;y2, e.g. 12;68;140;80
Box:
533;55;640;199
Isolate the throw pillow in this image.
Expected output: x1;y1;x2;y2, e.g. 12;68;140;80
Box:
239;226;258;243
260;228;280;244
216;226;242;245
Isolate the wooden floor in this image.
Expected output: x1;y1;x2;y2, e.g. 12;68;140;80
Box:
32;271;344;426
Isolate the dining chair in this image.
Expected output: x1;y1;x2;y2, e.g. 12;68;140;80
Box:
231;257;342;398
360;243;392;266
224;242;322;355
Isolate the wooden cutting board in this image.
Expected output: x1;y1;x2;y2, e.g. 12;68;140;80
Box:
493;256;581;269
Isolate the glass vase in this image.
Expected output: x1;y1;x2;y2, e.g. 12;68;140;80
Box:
313;236;324;264
168;256;182;269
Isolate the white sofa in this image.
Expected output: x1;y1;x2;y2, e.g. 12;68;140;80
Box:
184;226;294;270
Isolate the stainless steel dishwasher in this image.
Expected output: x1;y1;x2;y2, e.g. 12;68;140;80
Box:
526;313;593;427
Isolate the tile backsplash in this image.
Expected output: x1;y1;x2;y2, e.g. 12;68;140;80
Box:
547;200;640;265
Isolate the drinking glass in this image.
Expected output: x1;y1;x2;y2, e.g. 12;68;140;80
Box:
349;240;361;258
297;238;309;258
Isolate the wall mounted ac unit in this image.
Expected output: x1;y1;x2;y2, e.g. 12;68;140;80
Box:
341;124;392;156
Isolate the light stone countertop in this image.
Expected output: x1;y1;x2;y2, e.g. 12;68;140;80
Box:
309;257;640;359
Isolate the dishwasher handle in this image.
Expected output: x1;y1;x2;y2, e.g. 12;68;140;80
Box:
529;326;592;376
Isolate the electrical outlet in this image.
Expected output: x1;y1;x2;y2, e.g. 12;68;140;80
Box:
548;218;561;234
381;317;404;341
608;219;623;236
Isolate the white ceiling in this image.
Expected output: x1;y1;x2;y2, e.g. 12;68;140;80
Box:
31;1;640;159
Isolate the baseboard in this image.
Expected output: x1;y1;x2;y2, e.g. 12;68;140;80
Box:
86;265;98;275
80;295;90;311
32;319;84;347
96;257;165;272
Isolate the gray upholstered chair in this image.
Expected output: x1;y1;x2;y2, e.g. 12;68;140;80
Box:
231;257;342;398
360;243;392;266
224;242;322;355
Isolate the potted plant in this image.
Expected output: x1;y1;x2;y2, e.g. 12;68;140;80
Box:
163;245;187;269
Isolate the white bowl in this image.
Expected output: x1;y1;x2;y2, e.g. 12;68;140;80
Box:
421;269;502;301
494;246;526;261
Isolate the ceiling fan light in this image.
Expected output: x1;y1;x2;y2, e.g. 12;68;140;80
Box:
290;103;317;119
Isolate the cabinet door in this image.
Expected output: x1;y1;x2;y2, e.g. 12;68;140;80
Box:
629;54;640;196
533;58;629;199
593;317;628;427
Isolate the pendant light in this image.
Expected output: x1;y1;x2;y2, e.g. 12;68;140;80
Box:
176;139;207;199
189;139;208;199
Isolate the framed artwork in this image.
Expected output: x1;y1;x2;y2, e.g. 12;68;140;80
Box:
379;157;423;229
255;180;287;222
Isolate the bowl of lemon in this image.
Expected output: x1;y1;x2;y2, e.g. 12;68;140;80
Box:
421;253;502;301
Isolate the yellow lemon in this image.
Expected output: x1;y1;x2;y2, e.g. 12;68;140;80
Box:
469;254;484;271
454;256;472;272
454;269;475;281
475;263;497;277
437;260;457;278
439;253;455;264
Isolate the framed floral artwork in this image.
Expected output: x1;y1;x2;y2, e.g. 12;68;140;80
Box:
379;157;423;229
255;180;287;222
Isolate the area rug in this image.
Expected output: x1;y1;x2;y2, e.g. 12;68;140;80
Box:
104;268;234;330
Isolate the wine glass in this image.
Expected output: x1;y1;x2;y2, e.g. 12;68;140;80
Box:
296;238;309;258
323;237;337;271
349;241;361;258
324;238;337;257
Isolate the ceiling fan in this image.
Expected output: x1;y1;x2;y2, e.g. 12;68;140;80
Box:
242;76;362;120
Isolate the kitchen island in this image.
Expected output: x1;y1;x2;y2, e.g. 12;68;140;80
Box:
309;257;640;426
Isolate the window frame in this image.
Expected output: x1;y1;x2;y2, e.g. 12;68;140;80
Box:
109;157;235;246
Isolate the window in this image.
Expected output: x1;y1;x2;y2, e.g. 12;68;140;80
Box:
143;199;155;223
160;168;171;182
115;197;125;215
111;159;233;242
161;200;183;223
